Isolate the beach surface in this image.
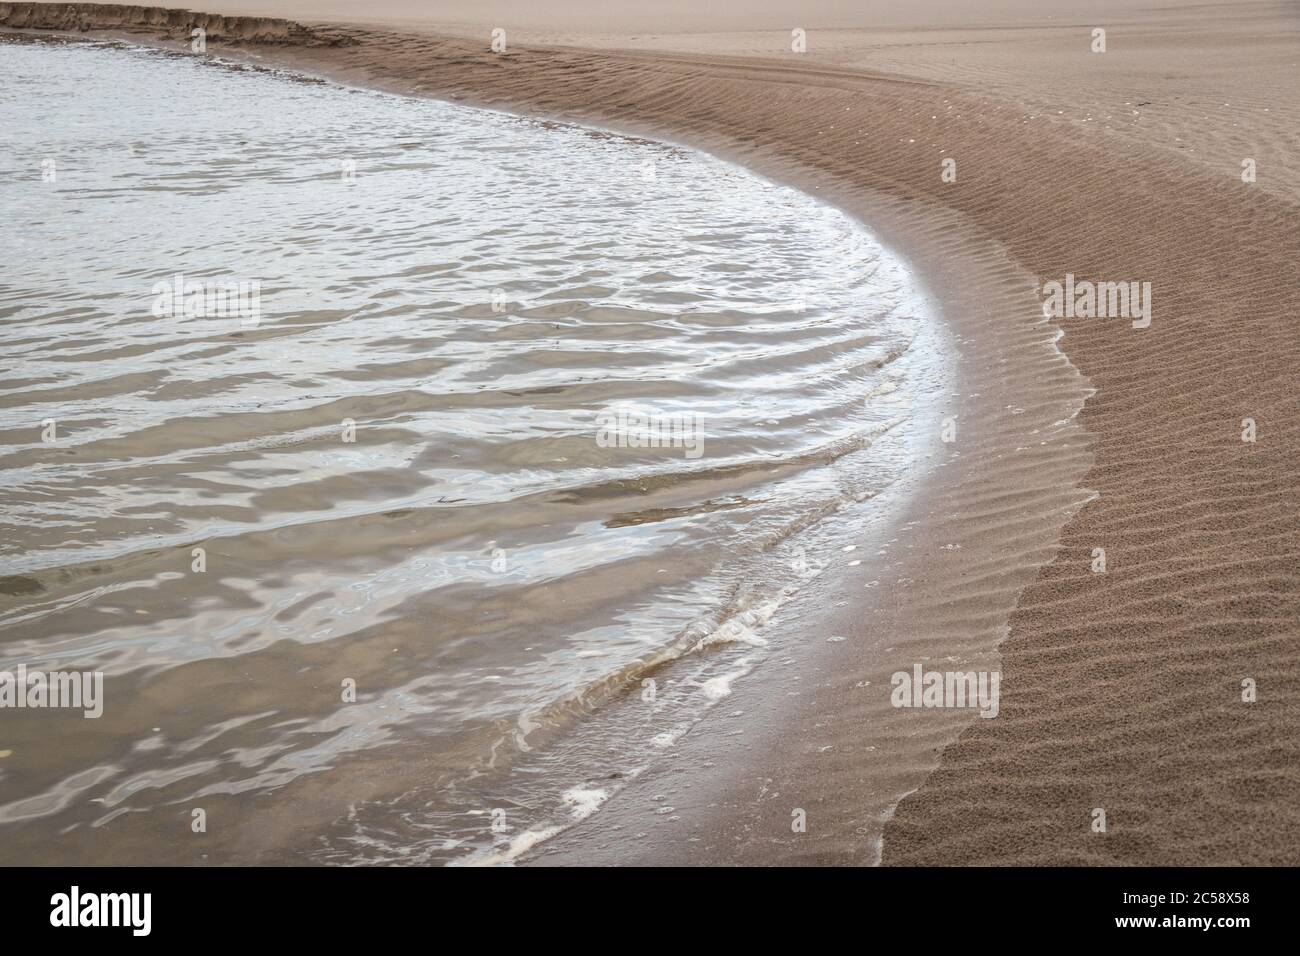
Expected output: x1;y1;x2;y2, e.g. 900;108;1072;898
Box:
4;0;1299;864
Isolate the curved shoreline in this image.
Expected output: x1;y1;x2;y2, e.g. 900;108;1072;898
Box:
233;18;1300;866
219;25;1096;866
210;27;1098;864
1;17;1098;865
8;1;1299;865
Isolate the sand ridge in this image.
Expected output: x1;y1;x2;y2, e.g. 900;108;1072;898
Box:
0;1;353;43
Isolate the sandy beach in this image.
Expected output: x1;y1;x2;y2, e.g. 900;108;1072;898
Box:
2;0;1298;867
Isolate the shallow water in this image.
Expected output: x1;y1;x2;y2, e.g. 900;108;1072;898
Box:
0;37;944;863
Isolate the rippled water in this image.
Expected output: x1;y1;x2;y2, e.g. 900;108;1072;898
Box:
0;37;943;863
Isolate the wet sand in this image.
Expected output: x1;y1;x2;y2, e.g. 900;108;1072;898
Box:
4;1;1299;864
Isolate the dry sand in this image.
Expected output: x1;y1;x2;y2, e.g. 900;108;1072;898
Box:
5;1;1298;865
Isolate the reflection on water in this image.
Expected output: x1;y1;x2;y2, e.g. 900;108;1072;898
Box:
0;37;943;863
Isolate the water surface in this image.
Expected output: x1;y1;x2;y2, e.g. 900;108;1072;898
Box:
0;37;943;863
